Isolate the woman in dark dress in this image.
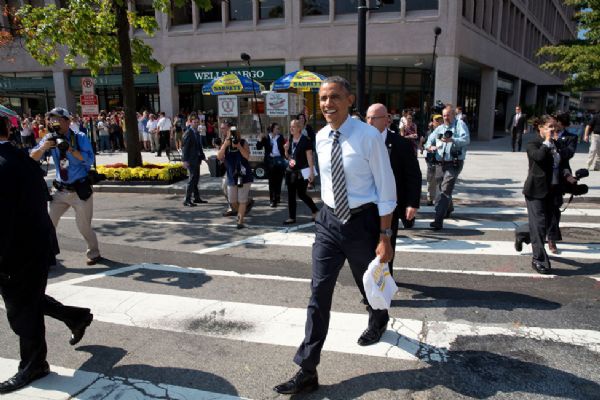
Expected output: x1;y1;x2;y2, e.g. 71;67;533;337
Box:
283;119;319;225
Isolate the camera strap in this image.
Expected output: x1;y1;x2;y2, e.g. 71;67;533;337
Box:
560;194;574;213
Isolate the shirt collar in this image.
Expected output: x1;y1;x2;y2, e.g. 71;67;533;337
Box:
329;115;353;138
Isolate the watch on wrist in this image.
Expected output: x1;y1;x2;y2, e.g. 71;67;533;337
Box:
380;228;393;238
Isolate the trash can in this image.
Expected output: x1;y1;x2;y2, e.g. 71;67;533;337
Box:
208;155;225;177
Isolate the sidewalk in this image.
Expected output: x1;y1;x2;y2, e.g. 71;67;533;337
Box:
63;134;599;203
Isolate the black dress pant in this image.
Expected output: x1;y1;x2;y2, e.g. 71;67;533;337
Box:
267;158;285;203
293;205;389;371
516;193;562;268
0;264;90;373
185;162;200;203
157;130;170;156
389;206;414;276
286;170;318;220
512;128;523;151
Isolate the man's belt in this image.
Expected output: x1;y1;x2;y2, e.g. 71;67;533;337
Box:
326;202;376;216
53;180;76;191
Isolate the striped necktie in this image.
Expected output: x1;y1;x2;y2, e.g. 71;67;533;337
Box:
331;130;351;224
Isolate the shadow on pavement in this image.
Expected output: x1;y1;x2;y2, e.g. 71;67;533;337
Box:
292;336;600;400
392;283;562;311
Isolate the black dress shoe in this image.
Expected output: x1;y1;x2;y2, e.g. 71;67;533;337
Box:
183;201;197;207
531;260;552;275
222;209;236;217
357;324;387;346
429;221;442;231
273;368;319;394
86;256;102;266
283;218;296;225
70;313;93;345
515;236;523;252
0;362;50;394
269;202;276;208
193;198;208;204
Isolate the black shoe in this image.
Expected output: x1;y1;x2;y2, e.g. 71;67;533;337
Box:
357;324;387;346
515;236;523;252
430;221;442;231
86;256;102;266
269;202;276;208
0;362;50;394
183;201;197;207
531;260;552;275
273;369;319;395
193;198;208;204
222;209;236;217
70;312;93;345
283;218;296;225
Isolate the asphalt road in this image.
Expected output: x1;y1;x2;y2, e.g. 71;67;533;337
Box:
1;192;599;399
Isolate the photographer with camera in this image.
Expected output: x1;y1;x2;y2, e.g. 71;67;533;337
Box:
424;114;444;206
30;107;101;266
424;105;470;230
217;125;253;229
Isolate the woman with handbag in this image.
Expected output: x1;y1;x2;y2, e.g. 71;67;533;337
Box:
256;122;286;207
283;119;319;225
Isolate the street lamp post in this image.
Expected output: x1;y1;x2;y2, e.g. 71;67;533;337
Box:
356;0;381;118
426;27;442;121
240;52;263;134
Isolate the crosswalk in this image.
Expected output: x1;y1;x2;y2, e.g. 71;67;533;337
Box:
1;203;599;399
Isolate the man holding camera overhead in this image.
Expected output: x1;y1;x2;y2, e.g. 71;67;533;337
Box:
31;107;101;266
424;105;470;230
217;125;253;229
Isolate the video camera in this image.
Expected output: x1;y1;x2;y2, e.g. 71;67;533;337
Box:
563;168;589;196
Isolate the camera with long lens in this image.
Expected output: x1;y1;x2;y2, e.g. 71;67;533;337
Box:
228;126;239;145
563;168;589;196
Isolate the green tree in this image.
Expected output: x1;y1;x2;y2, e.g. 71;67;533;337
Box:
538;1;600;91
15;0;212;167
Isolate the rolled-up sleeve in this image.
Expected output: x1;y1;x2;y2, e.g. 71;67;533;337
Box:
368;134;397;216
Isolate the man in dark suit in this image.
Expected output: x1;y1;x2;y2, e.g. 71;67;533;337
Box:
367;103;422;275
256;122;286;207
507;105;528;152
182;115;207;207
0;116;93;394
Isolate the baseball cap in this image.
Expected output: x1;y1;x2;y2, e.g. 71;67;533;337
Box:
47;107;71;120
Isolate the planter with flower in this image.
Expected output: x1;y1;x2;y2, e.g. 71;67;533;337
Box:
96;162;188;185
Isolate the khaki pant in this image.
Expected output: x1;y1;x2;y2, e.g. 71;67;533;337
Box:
588;133;600;170
49;190;100;259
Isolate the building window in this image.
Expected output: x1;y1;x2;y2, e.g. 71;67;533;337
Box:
229;0;252;21
372;0;401;13
302;0;329;17
171;0;192;26
135;0;155;18
259;0;284;19
406;0;438;12
199;0;222;23
335;0;358;15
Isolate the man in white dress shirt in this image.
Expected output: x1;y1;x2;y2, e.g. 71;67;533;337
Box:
274;76;397;395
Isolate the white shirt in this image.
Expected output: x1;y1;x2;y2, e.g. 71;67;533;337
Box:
146;120;158;133
270;134;281;157
157;117;172;131
316;116;396;216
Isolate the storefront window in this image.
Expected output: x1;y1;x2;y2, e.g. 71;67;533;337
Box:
199;0;222;23
371;0;401;13
259;0;284;19
171;0;193;26
135;0;155;18
335;0;359;15
229;0;252;21
302;0;329;17
406;0;438;11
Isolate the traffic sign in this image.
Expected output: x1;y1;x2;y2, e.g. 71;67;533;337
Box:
81;77;95;95
80;94;99;116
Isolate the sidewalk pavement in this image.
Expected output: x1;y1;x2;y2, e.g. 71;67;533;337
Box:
56;133;599;204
